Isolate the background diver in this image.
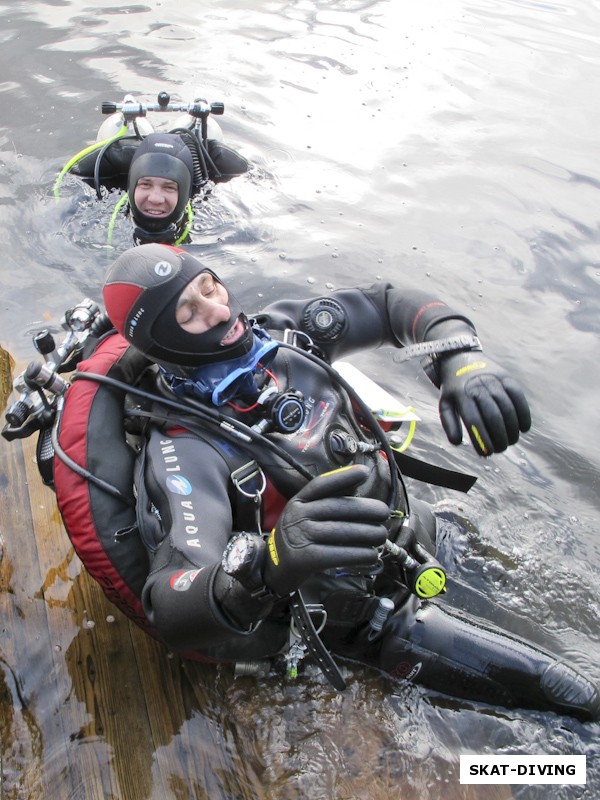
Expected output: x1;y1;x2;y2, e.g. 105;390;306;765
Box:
55;92;249;244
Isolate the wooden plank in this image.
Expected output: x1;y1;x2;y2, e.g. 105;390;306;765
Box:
1;430;73;799
21;433;172;800
18;430;263;800
1;418;515;800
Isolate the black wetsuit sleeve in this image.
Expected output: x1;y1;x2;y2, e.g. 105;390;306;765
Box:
205;139;249;182
136;427;267;652
256;283;477;361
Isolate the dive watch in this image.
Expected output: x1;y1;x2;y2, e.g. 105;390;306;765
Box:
221;533;271;597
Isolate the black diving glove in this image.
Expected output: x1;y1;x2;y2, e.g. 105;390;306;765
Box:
438;350;531;456
263;465;389;596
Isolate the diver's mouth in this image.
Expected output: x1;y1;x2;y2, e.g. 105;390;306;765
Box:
143;208;169;217
220;316;244;346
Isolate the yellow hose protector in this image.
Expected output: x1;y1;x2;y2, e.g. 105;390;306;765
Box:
53;124;128;200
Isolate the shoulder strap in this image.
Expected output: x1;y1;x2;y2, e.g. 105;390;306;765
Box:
157;420;267;533
207;434;267;532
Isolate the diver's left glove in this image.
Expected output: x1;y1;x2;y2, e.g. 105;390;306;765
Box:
438;350;531;456
263;465;389;596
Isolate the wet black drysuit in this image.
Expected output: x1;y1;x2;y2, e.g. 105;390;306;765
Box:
130;282;599;719
71;134;249;190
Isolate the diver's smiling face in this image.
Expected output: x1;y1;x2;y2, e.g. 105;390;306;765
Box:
175;272;244;341
134;176;179;218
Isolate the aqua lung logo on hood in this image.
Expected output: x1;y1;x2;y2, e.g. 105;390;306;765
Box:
154;260;173;277
126;260;174;340
127;307;145;340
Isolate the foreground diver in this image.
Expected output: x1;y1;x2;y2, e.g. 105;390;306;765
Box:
27;244;599;719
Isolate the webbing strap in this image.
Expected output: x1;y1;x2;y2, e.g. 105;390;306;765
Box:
393;450;477;493
289;590;346;691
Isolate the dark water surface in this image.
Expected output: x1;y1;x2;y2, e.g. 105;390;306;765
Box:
1;0;599;798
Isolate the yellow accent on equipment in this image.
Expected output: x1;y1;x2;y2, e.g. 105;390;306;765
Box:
470;425;488;455
455;360;486;377
267;528;279;566
414;566;447;598
53;124;128;200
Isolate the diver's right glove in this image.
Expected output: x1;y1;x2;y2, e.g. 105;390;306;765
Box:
263;465;389;596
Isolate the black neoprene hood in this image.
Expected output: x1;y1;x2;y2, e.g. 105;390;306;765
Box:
103;243;252;368
127;134;194;233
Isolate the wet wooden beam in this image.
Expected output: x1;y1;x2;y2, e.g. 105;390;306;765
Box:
1;430;514;800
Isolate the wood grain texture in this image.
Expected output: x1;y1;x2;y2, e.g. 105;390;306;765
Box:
1;433;514;800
